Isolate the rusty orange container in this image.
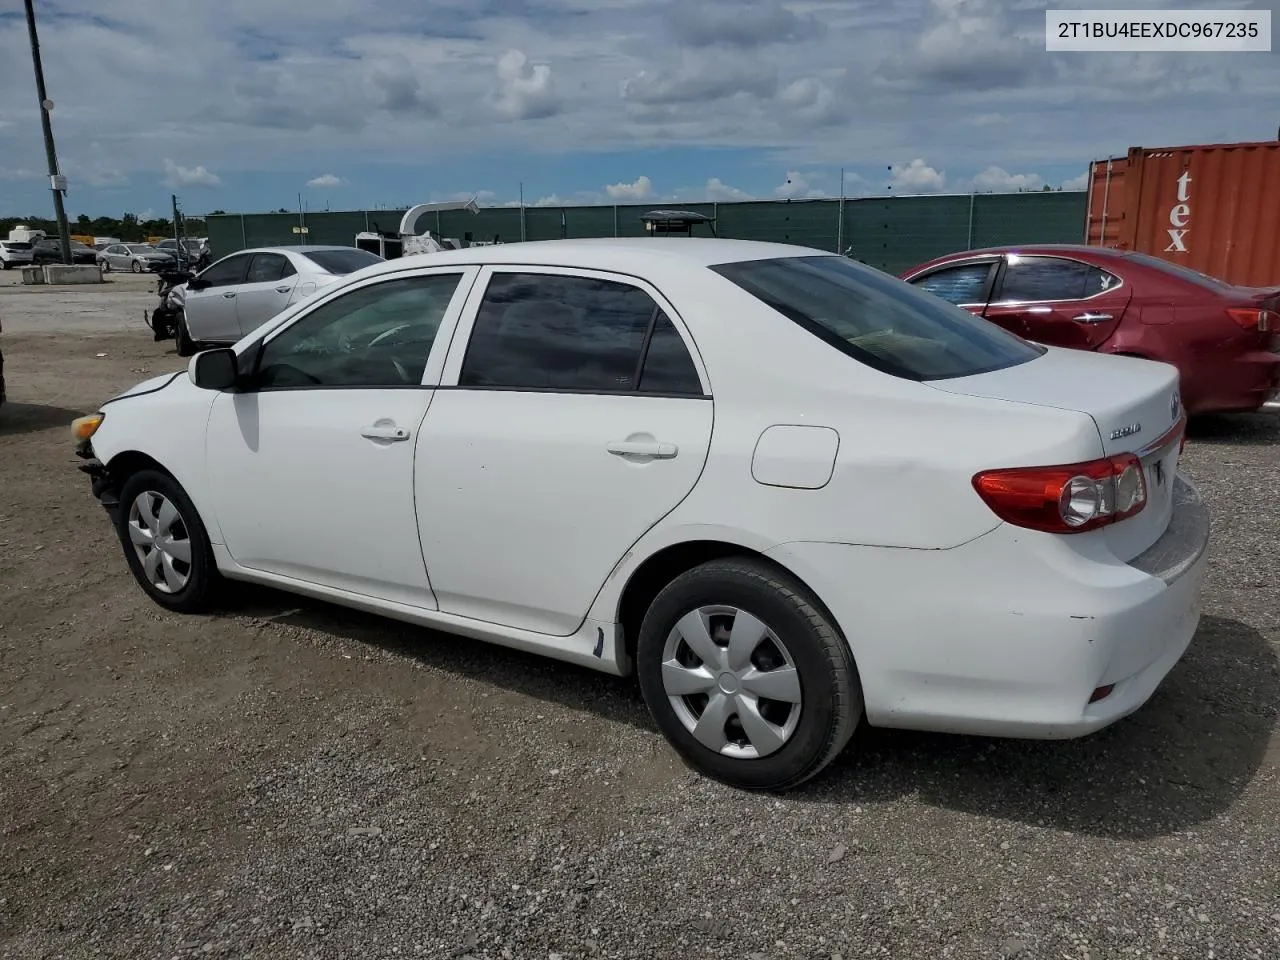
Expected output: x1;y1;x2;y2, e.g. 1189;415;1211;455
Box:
1085;139;1280;287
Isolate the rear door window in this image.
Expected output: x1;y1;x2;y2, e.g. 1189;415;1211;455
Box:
712;254;1043;382
459;272;703;394
994;256;1118;303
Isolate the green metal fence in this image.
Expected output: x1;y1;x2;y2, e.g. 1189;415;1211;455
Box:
206;192;1087;275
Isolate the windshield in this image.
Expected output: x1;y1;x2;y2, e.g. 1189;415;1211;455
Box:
300;248;385;274
711;255;1044;382
1122;251;1230;291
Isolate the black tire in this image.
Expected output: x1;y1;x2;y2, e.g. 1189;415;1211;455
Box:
115;468;221;613
100;260;110;273
1;260;9;270
175;311;196;357
131;259;143;274
636;557;862;791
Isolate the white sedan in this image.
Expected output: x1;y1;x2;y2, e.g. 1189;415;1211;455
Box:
170;245;384;356
71;238;1209;791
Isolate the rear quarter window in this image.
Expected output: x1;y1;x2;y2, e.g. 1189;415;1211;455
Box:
711;255;1044;381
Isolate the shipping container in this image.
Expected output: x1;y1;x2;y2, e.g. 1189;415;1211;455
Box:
1085;139;1280;287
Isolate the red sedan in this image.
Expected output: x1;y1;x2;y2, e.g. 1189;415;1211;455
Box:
901;244;1280;415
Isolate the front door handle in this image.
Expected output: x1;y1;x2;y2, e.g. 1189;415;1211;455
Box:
607;440;678;460
222;292;236;299
361;424;410;441
1073;312;1113;323
275;285;291;293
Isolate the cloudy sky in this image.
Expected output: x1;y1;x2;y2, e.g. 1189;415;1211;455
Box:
0;0;1276;217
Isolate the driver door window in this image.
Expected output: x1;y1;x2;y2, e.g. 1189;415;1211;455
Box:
253;273;465;389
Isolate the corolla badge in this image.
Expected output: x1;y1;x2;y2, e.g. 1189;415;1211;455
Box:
1110;423;1142;440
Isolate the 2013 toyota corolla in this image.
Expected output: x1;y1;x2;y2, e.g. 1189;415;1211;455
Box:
71;238;1210;791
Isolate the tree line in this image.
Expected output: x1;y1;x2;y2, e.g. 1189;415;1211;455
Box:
0;211;213;242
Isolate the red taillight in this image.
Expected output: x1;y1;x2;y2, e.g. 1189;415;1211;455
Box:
1226;307;1271;332
1089;683;1115;703
972;454;1148;534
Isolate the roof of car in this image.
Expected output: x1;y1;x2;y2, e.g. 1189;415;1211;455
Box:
240;245;367;255
357;237;829;279
950;243;1126;258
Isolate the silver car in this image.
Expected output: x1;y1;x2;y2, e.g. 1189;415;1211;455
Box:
172;245;385;355
97;243;175;274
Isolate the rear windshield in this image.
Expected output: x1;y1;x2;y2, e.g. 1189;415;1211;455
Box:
2;242;33;250
300;249;384;274
1123;252;1230;291
711;255;1044;381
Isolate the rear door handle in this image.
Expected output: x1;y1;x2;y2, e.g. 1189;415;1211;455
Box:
607;440;678;459
274;285;291;293
222;292;236;299
1073;312;1113;323
361;424;410;441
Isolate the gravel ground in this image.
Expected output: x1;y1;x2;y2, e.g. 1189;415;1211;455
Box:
1;274;1278;960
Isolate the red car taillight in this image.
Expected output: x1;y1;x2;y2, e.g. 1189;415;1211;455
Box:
972;454;1148;534
1226;307;1272;332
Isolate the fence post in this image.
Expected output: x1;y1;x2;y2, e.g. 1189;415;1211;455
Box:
966;193;975;250
239;213;246;249
613;205;618;237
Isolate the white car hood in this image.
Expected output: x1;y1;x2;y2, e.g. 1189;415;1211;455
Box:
104;370;185;405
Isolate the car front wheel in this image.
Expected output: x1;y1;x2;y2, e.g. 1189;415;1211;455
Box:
636;557;862;791
175;310;197;357
131;260;143;274
115;468;221;613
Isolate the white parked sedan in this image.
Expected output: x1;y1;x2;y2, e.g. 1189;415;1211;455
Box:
71;238;1209;790
170;245;384;356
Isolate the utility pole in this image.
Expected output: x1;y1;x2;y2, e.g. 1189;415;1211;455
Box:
24;0;72;265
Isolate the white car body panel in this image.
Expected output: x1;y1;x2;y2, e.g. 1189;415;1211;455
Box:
83;238;1208;737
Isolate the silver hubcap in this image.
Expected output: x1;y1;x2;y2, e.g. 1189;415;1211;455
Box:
127;491;193;594
661;605;802;759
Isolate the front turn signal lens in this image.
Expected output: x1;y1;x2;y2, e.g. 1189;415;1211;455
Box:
71;412;105;442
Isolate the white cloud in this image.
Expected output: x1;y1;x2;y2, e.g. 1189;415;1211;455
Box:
966;165;1045;193
889;159;946;194
704;178;753;202
0;0;1269;201
492;49;560;121
162;158;221;188
0;167;39;181
1062;172;1089;191
605;175;655;201
138;208;156;221
774;171;825;199
307;174;344;188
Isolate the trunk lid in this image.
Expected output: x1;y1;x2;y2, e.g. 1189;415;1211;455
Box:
928;346;1184;561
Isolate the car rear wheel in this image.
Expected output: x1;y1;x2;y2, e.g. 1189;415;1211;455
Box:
115;469;221;613
636;557;862;791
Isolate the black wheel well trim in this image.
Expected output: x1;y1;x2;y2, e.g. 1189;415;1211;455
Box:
614;539;850;674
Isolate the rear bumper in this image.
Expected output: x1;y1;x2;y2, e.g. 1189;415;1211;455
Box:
766;474;1210;739
1180;346;1280;414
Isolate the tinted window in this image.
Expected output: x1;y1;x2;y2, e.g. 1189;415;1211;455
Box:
1122;251;1229;291
997;256;1117;302
300;249;384;275
638;313;702;394
711;255;1043;382
246;253;289;283
913;262;994;305
255;273;462;389
460;273;660;391
126;245;153;254
199;255;250;287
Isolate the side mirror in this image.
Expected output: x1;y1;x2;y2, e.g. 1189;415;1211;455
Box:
189;348;240;391
187;277;209;291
